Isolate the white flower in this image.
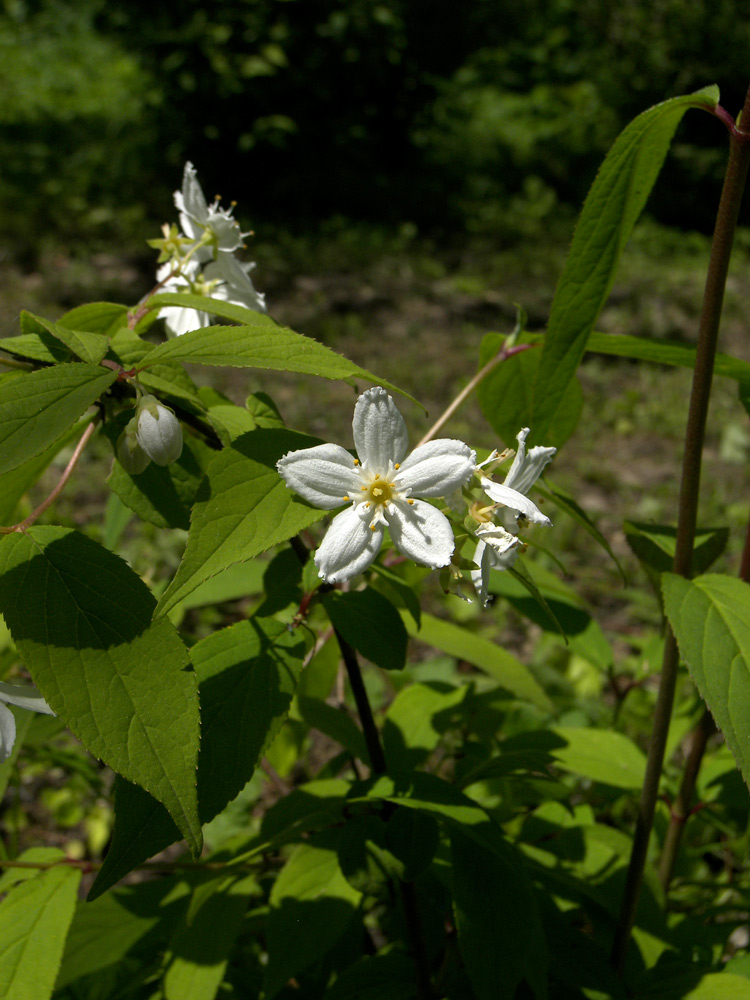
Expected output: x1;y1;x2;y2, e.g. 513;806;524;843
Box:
157;249;266;338
0;681;55;763
471;427;556;604
174;161;248;255
277;387;476;583
135;395;183;466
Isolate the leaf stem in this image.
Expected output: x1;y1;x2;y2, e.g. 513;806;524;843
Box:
416;342;534;448
0;416;101;535
610;82;750;974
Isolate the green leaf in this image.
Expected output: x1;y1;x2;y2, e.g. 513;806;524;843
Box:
108;331;207;411
0;332;70;363
383;682;468;771
548;726;646;789
147;291;274;327
56;879;186;991
156;429;327;616
531;85;719;441
262;837;362;999
0;862;81;1000
141;318;410;398
58;301;129;336
663;573;750;789
625;521;729;576
0;527;201;852
405;612;552;712
198;386;258;442
21;310;109;365
89;617;306;899
477;339;583;449
163;874;256;1000
0;363;117;474
452;827;546;1000
322;588;408;671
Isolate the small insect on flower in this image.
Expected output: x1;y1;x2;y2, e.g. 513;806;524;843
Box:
277;387;476;583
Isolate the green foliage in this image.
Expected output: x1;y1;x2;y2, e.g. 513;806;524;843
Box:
2;79;750;1000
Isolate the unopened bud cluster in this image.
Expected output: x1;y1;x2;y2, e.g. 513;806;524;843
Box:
117;395;183;474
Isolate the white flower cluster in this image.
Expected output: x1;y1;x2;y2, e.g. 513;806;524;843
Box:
277;387;556;600
0;681;54;763
117;394;183;475
154;163;266;337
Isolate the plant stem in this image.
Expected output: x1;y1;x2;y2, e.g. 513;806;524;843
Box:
0;416;100;534
416;343;534;448
333;627;435;1000
610;86;750;974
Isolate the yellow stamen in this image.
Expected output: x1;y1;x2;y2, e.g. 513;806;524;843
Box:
407;499;414;505
353;458;360;465
342;496;350;501
394;463;400;469
370;524;377;532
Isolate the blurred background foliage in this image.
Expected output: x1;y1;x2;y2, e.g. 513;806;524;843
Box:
2;0;749;261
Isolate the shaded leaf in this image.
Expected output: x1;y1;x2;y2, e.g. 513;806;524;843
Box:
323;588;408;671
0;528;201;852
89;617;307;898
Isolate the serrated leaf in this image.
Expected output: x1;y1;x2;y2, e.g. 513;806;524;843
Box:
0;363;116;474
21;311;109;365
263;837;362;999
58;301;129;336
531;85;719;440
89;617;306;899
477;339;582;449
452;827;545;1000
322;588;408;671
141;319;410;399
0;527;201;852
156;428;327;616
0;332;70;363
405;612;552;712
108;332;206;411
0;863;81;1000
383;682;468;771
663;573;750;790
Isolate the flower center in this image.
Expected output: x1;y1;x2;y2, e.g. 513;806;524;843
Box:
363;473;395;506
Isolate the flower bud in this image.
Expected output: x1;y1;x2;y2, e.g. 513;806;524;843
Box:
135;395;183;466
117;418;150;474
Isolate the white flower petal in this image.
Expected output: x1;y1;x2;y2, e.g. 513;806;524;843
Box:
352;387;409;470
396;439;476;497
504;428;556;494
480;477;551;526
470;539;492;607
175;162;209;226
476;523;522;557
205;256;266;313
315;506;384;582
160;305;210;338
277;444;361;509
386;499;455;568
0;681;55;715
0;703;16;763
